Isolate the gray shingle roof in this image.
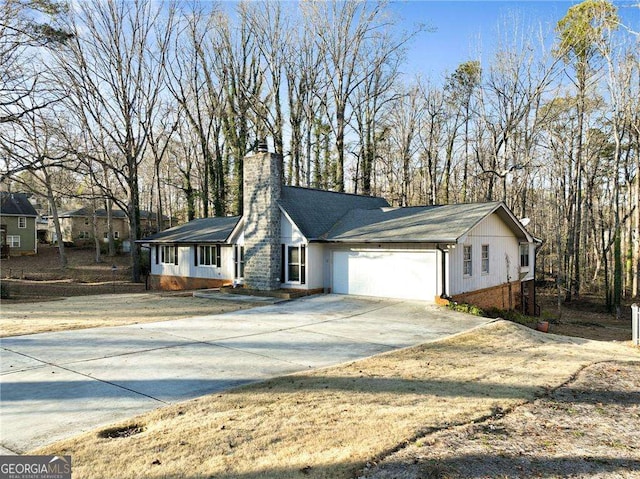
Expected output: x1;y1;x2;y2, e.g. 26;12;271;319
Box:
0;192;37;217
279;186;389;240
141;216;240;244
324;202;524;243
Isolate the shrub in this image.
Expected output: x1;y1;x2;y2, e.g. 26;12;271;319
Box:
484;306;537;325
448;302;485;317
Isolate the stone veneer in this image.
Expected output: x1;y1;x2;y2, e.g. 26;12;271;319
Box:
242;150;283;290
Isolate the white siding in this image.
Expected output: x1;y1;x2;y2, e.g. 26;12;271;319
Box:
280;212;305;244
150;244;235;280
306;243;324;289
449;213;520;295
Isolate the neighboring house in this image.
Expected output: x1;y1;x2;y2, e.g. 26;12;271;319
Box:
141;149;540;314
51;207;169;245
0;192;38;256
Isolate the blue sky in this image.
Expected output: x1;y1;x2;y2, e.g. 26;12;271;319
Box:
389;1;640;80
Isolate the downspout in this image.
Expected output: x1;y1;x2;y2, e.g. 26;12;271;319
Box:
436;244;452;300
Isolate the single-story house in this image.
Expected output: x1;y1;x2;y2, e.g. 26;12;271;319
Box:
141;148;540;314
0;192;38;256
51;207;169;246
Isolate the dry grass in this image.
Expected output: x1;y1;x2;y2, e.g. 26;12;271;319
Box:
34;321;639;479
362;360;640;478
0;293;255;337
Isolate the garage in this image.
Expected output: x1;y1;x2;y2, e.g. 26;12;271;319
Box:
332;250;438;301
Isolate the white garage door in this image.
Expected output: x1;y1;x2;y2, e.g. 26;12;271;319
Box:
332;250;438;301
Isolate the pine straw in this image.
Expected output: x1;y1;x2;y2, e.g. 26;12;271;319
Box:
33;321;639;479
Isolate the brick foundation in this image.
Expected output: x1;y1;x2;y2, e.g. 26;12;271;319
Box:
451;281;522;311
149;275;232;291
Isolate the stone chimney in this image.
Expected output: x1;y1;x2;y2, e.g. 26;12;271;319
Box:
242;147;282;290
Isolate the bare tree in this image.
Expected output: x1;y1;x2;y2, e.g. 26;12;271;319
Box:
0;107;71;267
0;0;71;126
55;0;175;282
556;0;619;299
302;0;405;192
167;3;230;217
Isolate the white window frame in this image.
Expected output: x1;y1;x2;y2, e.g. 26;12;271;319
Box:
197;244;221;268
463;245;472;277
18;217;27;229
7;235;20;247
161;245;177;265
520;244;530;269
481;244;489;274
234;245;244;279
284;244;306;284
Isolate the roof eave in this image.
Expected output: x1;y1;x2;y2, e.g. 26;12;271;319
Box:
317;238;458;244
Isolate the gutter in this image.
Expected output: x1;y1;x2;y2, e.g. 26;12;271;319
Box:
436;244;454;300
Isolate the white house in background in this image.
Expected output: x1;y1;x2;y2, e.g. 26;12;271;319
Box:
140;148;540;314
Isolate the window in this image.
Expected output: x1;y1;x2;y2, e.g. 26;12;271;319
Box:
7;235;20;247
481;245;489;274
197;245;221;267
234;245;244;279
84;218;89;226
161;245;178;265
520;244;529;268
285;245;306;284
18;217;26;229
79;231;90;239
463;245;472;276
114;231;120;239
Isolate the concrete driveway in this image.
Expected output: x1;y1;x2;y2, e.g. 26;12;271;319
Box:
0;294;490;454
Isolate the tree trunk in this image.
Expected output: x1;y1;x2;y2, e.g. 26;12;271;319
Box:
46;180;66;269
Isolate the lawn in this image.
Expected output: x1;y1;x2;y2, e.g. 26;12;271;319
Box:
33;320;639;479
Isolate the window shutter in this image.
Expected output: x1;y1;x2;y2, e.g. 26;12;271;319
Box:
174;246;179;265
281;244;286;283
194;246;198;267
216;245;222;268
155;245;159;265
234;246;238;278
301;245;306;284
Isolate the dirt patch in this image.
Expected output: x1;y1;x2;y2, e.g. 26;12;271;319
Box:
33;321;638;479
0;293;259;337
1;244;133;282
530;289;634;342
1;244;143;301
1;278;147;302
360;360;640;479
